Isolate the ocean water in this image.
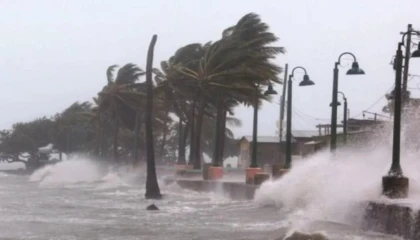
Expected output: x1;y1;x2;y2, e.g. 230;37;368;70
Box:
0;156;406;240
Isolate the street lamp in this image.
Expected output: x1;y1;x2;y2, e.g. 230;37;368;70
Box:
249;82;277;168
246;82;277;184
330;52;365;152
284;67;314;170
382;28;420;199
412;44;420;57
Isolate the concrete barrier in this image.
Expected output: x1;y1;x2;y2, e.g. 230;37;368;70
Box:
363;201;418;239
164;179;257;200
174;167;246;180
254;172;270;185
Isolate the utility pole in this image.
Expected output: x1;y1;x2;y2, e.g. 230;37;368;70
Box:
279;64;288;142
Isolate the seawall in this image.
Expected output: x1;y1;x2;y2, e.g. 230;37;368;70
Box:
363;201;420;239
164;179;257;200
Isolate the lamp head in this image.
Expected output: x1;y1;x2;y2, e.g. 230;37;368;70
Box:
346;61;365;75
299;74;315;86
411;44;420;58
264;83;277;95
329;101;341;107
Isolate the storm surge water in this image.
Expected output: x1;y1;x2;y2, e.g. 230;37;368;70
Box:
0;157;288;240
255;140;420;237
29;156;123;188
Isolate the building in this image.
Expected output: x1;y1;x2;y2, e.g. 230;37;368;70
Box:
237;130;323;169
314;117;391;148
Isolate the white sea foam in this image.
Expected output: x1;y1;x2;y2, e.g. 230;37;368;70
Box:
255;143;420;232
29;157;106;187
96;172;128;189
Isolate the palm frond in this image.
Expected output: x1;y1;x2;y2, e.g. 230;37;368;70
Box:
106;65;118;83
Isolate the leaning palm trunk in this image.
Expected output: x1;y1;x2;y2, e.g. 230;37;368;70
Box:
145;34;162;200
192;95;206;169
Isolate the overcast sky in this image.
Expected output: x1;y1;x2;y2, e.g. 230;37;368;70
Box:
1;0;420;138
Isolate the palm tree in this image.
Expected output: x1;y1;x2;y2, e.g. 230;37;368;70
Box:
200;113;241;159
145;34;162;200
97;63;145;163
174;13;284;168
153;44;208;166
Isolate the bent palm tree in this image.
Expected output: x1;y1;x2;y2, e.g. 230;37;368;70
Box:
97;63;145;163
145;34;162;200
176;13;284;168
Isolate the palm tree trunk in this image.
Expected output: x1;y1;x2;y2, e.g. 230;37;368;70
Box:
159;106;170;159
188;100;196;166
144;34;162;200
100;115;107;158
212;95;223;167
66;129;71;155
133;112;142;167
218;109;227;164
177;120;187;164
192;95;206;169
113;119;119;164
95;122;101;157
179;120;189;164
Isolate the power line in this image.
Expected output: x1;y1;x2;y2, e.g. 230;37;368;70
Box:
352;83;395;118
353;75;418;118
293;107;330;121
292;109;318;129
271;74;419;121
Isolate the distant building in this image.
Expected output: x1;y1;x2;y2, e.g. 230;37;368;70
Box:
314;117;390;148
237;130;325;169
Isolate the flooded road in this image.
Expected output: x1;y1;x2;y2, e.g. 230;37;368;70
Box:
0;159;402;240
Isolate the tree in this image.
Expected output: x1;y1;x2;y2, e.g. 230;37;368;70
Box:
145;34;162;200
54;101;96;158
96;63;145;163
153;43;208;166
171;13;284;168
0;117;55;170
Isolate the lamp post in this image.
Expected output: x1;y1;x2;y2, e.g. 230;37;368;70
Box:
246;83;277;184
338;91;348;144
402;24;413;92
382;28;420;199
284;67;315;170
330;53;365;152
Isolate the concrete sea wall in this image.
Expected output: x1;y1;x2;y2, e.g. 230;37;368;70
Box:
164;179;257;200
363;201;420;239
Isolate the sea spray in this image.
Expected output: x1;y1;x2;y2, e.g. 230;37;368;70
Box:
96;172;128;189
29;156;107;187
254;143;420;229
